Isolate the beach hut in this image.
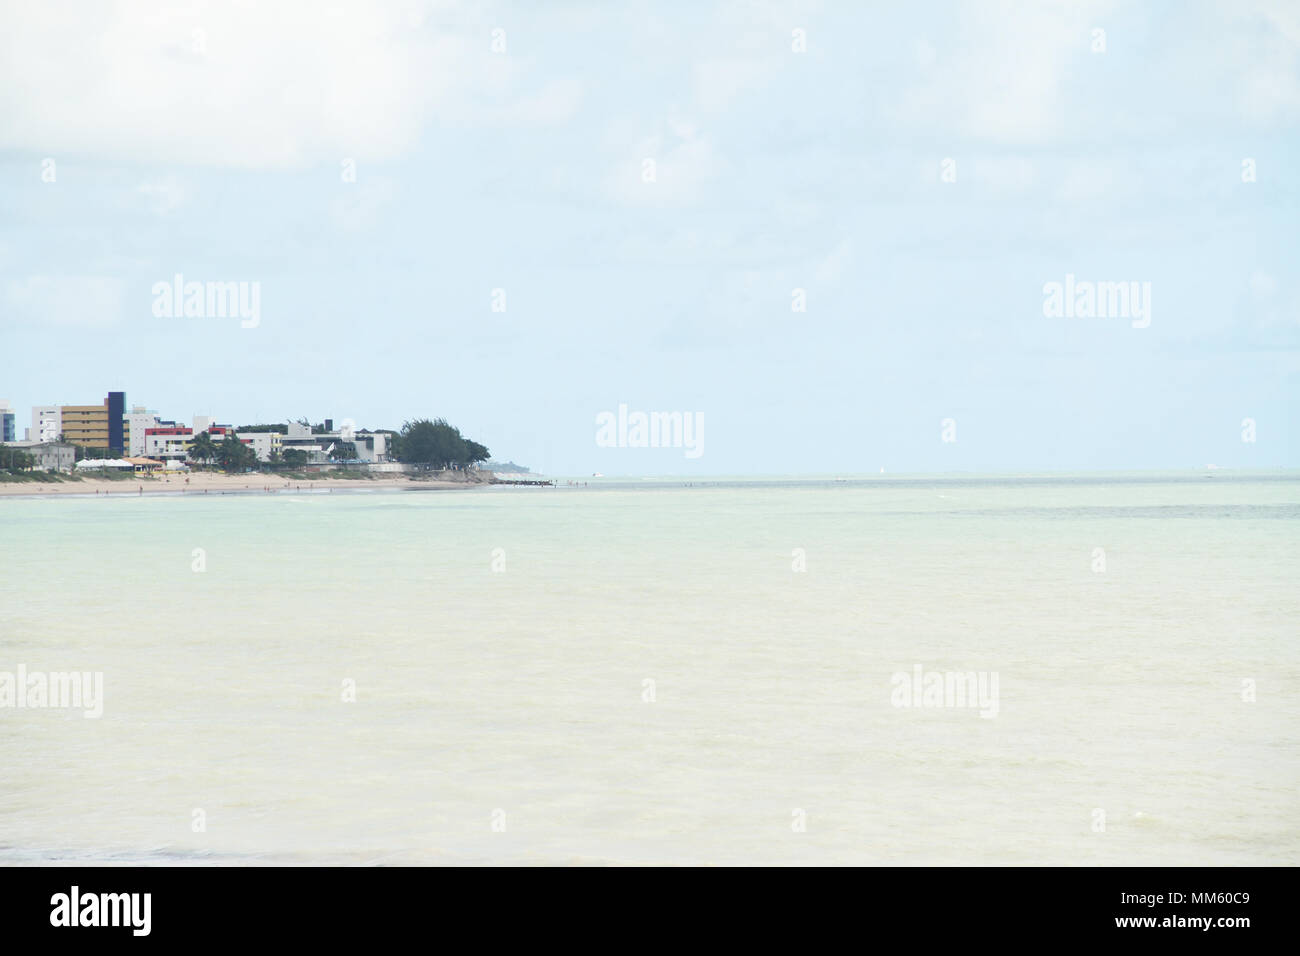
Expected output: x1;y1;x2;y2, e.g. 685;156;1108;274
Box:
123;457;164;475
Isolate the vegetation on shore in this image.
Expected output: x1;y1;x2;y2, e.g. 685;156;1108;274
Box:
483;459;530;474
393;419;489;467
0;468;77;483
0;445;36;472
0;467;134;484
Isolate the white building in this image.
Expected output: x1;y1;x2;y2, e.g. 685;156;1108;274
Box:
30;405;60;443
143;426;193;462
281;422;388;462
6;440;75;472
236;431;282;462
281;423;330;462
353;430;388;461
125;406;161;456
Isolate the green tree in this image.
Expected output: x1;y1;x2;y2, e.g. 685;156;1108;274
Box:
398;418;459;466
0;444;34;471
188;432;219;467
217;433;256;472
70;443;111;462
281;448;309;468
398;419;490;468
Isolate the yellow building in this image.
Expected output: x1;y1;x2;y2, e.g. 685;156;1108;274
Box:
60;404;110;447
59;392;125;452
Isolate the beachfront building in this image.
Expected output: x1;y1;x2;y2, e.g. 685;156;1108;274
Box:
30;405;60;444
143;424;193;462
353;430;389;462
280;423;331;463
59;391;126;454
205;426;253;447
122;457;164;475
236;431;282;462
60;403;108;447
125;406;161;456
144;423;257;463
4;440;75;472
280;422;389;462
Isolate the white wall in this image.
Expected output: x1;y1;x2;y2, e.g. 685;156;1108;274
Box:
126;410;160;456
31;405;59;443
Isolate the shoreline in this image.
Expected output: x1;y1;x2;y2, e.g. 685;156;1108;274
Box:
0;472;493;499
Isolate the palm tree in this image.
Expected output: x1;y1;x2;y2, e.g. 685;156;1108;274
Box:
188;432;218;468
217;433;255;472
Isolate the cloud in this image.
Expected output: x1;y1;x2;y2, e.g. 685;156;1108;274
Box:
897;1;1115;145
0;0;579;169
1231;1;1300;123
3;275;126;327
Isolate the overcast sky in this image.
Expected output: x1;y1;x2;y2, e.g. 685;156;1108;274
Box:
1;0;1297;474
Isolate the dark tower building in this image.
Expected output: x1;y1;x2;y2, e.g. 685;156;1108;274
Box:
107;391;125;454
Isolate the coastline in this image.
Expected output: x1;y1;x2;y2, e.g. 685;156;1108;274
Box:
0;471;492;498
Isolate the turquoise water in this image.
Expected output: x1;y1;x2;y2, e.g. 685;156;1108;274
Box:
1;473;1297;864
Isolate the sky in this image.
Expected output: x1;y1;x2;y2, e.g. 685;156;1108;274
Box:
1;0;1297;475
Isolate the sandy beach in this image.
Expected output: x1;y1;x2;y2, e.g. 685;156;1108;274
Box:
0;471;488;497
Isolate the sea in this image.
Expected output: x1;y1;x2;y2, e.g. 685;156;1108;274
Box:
1;472;1296;865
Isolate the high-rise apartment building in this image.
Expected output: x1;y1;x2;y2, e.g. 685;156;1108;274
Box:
0;400;15;443
31;406;60;443
60;391;126;453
